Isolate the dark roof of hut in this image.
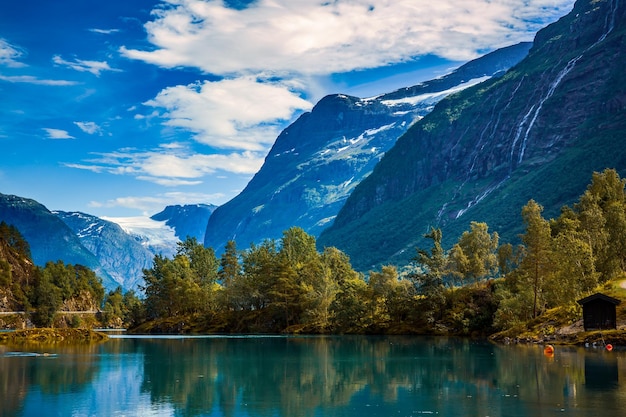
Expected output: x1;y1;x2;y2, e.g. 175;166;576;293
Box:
577;293;622;306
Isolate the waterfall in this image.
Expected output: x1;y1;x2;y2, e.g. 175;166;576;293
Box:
452;0;620;221
455;178;508;219
599;0;619;43
509;103;536;165
517;55;581;163
513;0;619;165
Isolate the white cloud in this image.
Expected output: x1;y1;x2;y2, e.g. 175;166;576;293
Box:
136;176;203;186
144;76;312;150
74;121;103;135
0;38;25;68
138;151;263;177
53;55;120;76
0;74;78;86
89;28;121;35
121;0;575;75
63;163;104;173
43;128;75;139
65;145;265;184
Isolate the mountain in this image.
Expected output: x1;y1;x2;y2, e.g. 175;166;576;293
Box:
56;204;216;291
0;194;214;292
318;0;626;271
204;42;532;253
151;204;216;242
0;193;117;289
103;216;179;260
54;211;155;292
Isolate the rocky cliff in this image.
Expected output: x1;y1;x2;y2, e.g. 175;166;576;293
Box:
0;223;33;311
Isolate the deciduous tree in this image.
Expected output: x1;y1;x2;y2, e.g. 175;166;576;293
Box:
454;222;499;283
519;200;553;318
575;168;626;280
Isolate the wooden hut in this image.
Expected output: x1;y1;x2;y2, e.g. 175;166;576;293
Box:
577;293;621;331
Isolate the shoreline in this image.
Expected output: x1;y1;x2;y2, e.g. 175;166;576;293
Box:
0;328;109;345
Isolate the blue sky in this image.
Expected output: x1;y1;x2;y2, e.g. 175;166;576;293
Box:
0;0;575;218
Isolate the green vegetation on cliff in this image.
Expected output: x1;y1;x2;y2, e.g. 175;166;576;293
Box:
318;0;626;271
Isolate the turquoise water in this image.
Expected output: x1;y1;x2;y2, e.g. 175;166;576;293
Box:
1;335;624;416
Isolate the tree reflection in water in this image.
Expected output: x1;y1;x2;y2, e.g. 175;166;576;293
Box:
138;337;626;417
2;337;626;416
0;343;102;416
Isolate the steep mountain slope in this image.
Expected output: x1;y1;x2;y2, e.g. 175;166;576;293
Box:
151;204;216;242
204;42;532;252
55;211;154;292
0;193;117;289
319;0;626;271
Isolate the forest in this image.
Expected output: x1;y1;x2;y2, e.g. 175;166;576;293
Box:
0;222;105;328
1;168;625;335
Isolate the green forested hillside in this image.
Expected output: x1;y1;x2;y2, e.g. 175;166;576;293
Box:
0;221;107;327
132;170;626;338
318;0;626;271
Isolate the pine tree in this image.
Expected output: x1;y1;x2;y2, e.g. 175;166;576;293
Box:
411;227;447;322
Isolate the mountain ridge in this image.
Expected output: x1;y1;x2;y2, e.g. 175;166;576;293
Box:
0;193;118;289
0;192;214;292
54;211;155;292
318;0;626;271
204;42;532;253
151;204;216;242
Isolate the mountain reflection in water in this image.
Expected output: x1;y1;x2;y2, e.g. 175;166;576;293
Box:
1;336;625;416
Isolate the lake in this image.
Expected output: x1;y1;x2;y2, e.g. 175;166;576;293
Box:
0;335;624;416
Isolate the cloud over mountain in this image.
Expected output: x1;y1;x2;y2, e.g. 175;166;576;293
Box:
144;76;312;151
113;1;576;214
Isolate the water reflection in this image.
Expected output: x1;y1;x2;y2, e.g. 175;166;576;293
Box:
585;353;619;390
1;337;626;416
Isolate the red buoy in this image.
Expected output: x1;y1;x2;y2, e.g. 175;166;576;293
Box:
606;344;613;352
544;345;555;356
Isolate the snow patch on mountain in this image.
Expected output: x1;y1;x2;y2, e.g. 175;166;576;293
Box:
56;212;106;238
364;123;395;135
381;76;491;107
103;216;178;258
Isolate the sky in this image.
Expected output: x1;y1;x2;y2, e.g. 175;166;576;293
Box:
0;0;576;218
